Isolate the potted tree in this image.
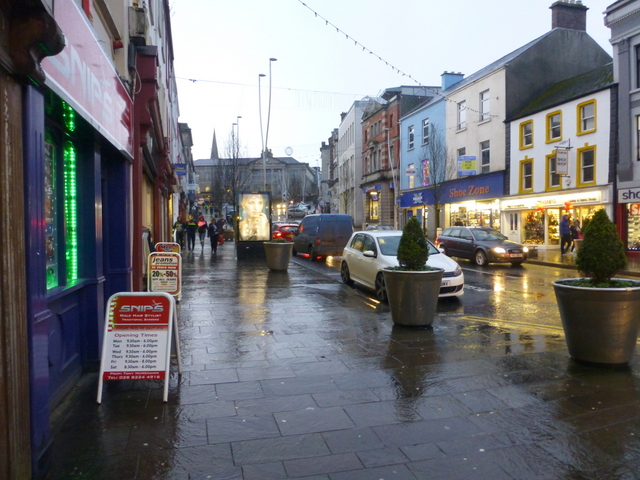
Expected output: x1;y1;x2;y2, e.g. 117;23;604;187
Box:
383;217;444;327
552;209;640;365
263;239;294;271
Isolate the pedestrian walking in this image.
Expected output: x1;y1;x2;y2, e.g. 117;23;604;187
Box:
173;215;186;249
197;215;207;251
207;217;219;255
570;219;581;253
185;215;197;251
216;216;226;244
560;214;571;255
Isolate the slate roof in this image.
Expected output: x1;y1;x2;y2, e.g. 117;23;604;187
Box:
506;63;614;122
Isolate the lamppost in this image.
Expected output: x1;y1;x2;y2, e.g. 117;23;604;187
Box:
264;58;277;190
259;73;266;189
235;115;242;157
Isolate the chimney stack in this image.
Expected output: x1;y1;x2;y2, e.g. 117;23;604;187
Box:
550;0;588;31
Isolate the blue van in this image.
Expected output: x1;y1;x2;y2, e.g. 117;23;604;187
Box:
292;214;353;261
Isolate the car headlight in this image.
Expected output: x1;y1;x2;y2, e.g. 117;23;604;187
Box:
523;246;529;253
493;247;507;254
454;265;462;276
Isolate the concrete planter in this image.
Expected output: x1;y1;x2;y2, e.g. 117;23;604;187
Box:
383;268;444;327
552;279;640;365
263;242;293;271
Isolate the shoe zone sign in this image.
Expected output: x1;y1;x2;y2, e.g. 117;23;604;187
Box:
97;292;181;403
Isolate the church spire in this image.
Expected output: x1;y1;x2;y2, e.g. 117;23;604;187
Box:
210;130;219;160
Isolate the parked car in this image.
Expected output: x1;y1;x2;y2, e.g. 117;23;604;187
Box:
287;206;307;219
271;223;299;242
341;231;464;301
292;214;353;261
436;226;529;266
365;224;395;231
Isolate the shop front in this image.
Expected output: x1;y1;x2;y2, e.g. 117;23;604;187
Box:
400;171;504;238
617;187;640;253
27;0;134;469
501;186;611;247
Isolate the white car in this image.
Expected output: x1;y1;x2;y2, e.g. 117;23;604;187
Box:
341;231;464;301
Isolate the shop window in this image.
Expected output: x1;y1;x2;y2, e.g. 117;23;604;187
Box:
628;203;640;250
45;100;80;289
546;153;561;190
577;146;596;186
520;120;533;150
519;158;533;193
523;210;545;245
368;192;379;220
546;111;562;143
577;100;596;135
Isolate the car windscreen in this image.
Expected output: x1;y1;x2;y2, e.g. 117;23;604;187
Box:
377;236;440;256
472;229;507;241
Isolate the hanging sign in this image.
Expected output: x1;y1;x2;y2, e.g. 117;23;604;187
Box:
556;148;569;175
97;292;181;403
147;252;182;299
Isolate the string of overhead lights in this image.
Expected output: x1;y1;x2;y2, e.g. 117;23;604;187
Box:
295;0;500;119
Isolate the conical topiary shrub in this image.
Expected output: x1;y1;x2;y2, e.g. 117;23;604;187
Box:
575;209;627;286
396;217;429;270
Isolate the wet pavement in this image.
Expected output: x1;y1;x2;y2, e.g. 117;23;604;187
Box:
44;241;640;479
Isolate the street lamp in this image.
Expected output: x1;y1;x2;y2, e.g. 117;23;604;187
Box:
236;115;242;157
264;57;277;191
259;73;266;189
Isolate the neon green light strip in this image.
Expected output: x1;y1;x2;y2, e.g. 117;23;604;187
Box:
64;140;78;281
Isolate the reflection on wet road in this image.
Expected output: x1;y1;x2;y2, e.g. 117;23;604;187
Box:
294;255;570;329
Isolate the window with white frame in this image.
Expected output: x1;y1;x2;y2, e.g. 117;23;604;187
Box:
422;118;430;145
480;90;490;121
457;101;466;130
578;147;595;185
547;154;561;190
408;125;414;150
577;100;596;135
480;140;490;174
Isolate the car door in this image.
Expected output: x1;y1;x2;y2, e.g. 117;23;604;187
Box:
456;228;476;260
358;234;379;289
345;233;366;283
441;228;462;257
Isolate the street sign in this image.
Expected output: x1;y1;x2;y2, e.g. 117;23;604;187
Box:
147;252;182;300
97;292;181;403
155;242;180;253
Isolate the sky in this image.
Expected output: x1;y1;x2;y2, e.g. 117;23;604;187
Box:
169;0;615;169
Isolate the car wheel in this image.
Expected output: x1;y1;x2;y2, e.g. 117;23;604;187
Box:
341;262;354;285
310;246;318;261
474;250;488;266
375;272;388;302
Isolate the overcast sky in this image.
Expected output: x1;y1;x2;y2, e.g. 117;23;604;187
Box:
170;0;615;168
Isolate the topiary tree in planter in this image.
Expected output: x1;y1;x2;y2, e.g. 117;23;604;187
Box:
384;217;443;326
574;209;627;287
553;209;640;364
396;217;430;270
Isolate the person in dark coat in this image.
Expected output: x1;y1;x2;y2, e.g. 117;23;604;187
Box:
185;215;198;252
207;217;219;255
559;214;571;255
